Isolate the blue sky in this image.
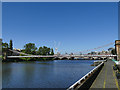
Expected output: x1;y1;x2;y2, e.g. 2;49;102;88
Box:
2;2;118;54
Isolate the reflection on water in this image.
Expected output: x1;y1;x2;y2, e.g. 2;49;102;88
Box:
3;60;95;88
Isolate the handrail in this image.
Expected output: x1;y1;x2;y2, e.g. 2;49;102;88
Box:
67;62;104;90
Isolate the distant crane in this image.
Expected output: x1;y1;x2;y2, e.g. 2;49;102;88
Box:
54;41;61;54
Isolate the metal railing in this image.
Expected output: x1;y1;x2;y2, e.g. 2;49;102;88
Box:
67;61;104;90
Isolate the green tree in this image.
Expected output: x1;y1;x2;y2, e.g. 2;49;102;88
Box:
37;47;43;55
37;46;52;55
42;46;50;55
9;40;13;50
2;42;8;49
111;48;116;55
46;47;50;55
2;42;8;52
108;48;114;51
24;43;37;54
42;46;47;55
91;51;96;55
108;48;116;55
98;52;101;55
51;48;54;55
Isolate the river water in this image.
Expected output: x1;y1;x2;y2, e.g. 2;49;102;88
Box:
2;60;95;88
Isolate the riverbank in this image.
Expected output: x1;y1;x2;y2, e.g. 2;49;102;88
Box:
2;57;55;62
2;56;107;62
2;58;105;62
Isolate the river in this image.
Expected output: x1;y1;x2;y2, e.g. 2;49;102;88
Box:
2;60;95;88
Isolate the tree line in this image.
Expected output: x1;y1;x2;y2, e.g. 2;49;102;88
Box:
2;40;54;55
22;43;54;55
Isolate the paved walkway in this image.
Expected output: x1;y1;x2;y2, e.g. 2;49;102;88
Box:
90;60;119;89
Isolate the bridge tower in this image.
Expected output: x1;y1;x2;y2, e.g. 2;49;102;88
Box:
115;40;120;60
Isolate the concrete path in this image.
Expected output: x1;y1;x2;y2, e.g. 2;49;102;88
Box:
90;60;119;89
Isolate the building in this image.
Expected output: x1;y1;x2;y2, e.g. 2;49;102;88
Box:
115;40;120;60
14;48;21;52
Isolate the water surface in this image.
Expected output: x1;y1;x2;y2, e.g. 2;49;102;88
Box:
3;60;95;88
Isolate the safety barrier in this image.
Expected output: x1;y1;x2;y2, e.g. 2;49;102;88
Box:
67;62;104;90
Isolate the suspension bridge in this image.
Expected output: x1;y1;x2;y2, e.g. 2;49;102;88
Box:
5;42;117;60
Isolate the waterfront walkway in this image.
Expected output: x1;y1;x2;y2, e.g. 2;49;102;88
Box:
90;60;119;89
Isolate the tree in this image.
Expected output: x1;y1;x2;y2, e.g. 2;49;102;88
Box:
88;53;91;55
37;47;43;55
37;46;53;55
108;48;116;55
2;42;9;52
42;46;47;55
9;40;13;50
111;48;116;55
98;52;101;55
2;42;8;49
108;47;114;54
51;48;54;55
108;48;114;51
24;43;37;54
91;51;96;55
41;46;50;55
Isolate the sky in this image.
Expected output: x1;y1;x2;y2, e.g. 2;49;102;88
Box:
2;2;118;54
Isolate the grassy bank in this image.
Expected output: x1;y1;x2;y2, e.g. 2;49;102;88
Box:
2;57;54;62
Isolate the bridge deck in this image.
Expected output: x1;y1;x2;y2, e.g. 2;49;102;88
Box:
7;55;116;58
90;60;119;89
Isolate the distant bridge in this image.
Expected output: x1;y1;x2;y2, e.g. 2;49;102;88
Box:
7;55;117;58
7;54;117;60
7;49;117;60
